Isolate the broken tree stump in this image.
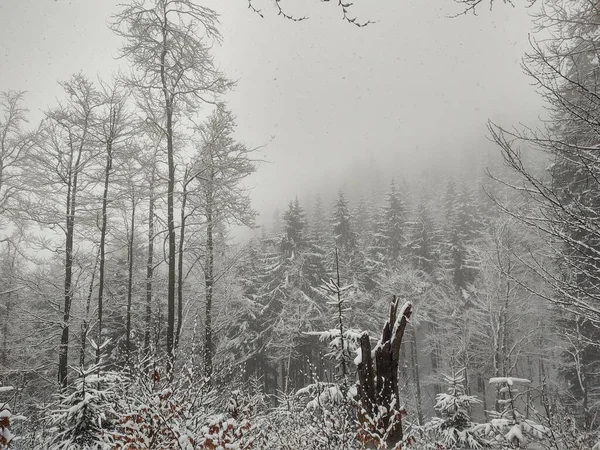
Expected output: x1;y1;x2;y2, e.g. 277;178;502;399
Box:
357;296;413;448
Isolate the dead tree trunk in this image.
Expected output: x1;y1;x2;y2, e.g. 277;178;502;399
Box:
357;296;412;448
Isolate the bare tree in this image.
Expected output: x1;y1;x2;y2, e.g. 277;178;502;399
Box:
27;74;101;388
192;106;257;379
93;81;130;366
0;91;37;222
488;0;600;425
111;0;231;372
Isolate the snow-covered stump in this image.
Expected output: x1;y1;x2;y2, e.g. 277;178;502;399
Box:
356;296;412;448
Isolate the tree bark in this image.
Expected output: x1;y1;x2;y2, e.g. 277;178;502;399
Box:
203;177;214;378
357;297;412;447
125;196;136;363
144;177;155;360
175;169;189;349
80;248;99;369
95;141;112;366
159;3;176;375
410;324;423;426
58;133;85;389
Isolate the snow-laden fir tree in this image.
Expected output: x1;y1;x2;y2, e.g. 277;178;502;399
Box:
297;256;362;449
332;191;359;259
409;199;438;274
41;366;122;450
381;179;408;263
443;181;484;294
424;369;486;449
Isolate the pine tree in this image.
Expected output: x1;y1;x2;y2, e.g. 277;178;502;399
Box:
410;199;438;274
380;180;408;263
354;196;371;248
44;367;122;450
443;181;483;294
331;190;358;259
310;194;329;244
424;370;485;449
282;198;308;258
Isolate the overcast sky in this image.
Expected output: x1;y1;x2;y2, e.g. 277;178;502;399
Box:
0;0;543;222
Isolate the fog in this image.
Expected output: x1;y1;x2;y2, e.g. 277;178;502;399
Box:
1;0;542;222
4;2;600;447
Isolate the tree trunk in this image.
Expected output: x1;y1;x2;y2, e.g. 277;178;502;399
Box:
479;374;488;422
125;197;136;363
160;4;176;374
357;297;412;448
96;142;112;366
1;290;10;366
429;322;440;397
144;179;155;359
410;324;423;426
58;140;83;389
80;249;99;369
175;170;189;349
204;185;214;379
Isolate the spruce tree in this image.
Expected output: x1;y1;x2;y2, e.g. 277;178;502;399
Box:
381;180;408;263
424;370;485;449
331;190;359;259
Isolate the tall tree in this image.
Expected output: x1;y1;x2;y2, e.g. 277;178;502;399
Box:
489;0;600;424
332;190;358;259
381;179;408;263
94;81;129;366
28;74;101;388
112;0;230;372
192;106;256;378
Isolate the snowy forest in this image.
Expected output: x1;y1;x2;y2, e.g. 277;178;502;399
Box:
1;0;600;449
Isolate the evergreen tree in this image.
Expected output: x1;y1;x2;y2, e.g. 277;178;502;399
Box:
410;199;438;274
380;180;408;263
44;367;121;450
331;190;358;259
354;196;371;248
424;370;485;449
444;182;483;294
282;198;308;258
310;194;329;244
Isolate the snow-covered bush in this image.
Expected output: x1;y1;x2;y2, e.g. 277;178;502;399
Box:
0;384;16;449
112;365;214;449
475;377;548;449
196;385;269;449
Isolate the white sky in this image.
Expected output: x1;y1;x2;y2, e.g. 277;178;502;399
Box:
0;0;543;222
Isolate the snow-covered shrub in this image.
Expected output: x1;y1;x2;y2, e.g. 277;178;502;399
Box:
0;384;16;449
112;365;214;450
532;403;599;450
196;385;269;449
422;370;486;449
475;377;548;449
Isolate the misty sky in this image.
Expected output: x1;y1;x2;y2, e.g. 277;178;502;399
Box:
0;0;543;222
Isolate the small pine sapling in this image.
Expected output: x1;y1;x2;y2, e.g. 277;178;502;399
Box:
297;249;363;448
424;369;486;449
44;365;122;450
